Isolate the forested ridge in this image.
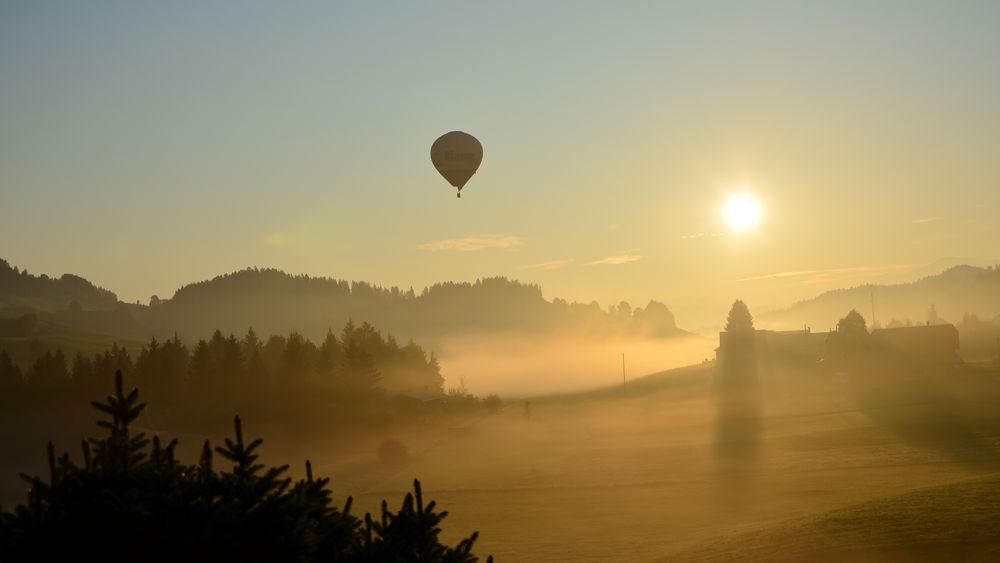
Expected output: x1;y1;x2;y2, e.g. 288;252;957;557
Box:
0;260;683;351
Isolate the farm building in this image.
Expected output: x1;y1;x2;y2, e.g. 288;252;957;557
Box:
717;328;828;364
716;323;962;373
871;324;961;372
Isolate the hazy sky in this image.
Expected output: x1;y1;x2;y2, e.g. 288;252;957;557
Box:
2;1;999;329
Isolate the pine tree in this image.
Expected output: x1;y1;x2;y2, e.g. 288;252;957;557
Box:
189;339;214;381
261;334;287;376
219;334;244;380
134;337;161;387
89;370;149;473
241;327;262;359
70;352;94;388
109;344;134;378
161;334;191;383
316;328;340;379
341;339;380;391
27;350;70;387
215;415;290;505
360;479;490;563
341;318;357;348
0;349;22;390
725;300;754;333
280;331;309;380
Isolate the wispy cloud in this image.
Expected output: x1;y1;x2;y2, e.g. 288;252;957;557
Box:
585;254;645;266
417;235;522;252
738;263;916;282
523;259;572;270
738;270;814;281
912;216;944;224
680;232;725;240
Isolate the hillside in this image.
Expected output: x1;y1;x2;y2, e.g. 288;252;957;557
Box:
0;314;143;367
0;260;684;356
0;259;118;314
760;265;1000;330
670;473;1000;562
139;268;682;344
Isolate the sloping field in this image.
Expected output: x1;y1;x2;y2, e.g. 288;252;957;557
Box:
327;363;1000;561
670;472;1000;562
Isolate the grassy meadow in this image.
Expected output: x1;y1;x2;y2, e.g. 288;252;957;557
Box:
310;362;1000;561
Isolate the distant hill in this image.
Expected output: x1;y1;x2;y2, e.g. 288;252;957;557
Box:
0;260;684;354
760;265;1000;331
0;259;118;313
138;267;683;344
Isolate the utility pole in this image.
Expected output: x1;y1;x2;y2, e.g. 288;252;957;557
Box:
871;292;876;328
622;352;626;395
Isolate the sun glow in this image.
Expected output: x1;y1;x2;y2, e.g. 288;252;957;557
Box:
723;193;763;233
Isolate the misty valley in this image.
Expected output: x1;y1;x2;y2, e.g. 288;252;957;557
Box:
3;260;1000;561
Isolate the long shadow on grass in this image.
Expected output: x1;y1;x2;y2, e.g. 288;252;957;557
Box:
713;349;763;506
850;374;1000;471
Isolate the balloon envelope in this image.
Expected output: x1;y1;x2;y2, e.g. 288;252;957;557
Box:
431;131;483;193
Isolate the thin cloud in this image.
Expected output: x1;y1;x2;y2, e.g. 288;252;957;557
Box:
524;259;572;270
912;216;944;224
585;254;645;266
417;235;522;252
738;263;916;282
739;270;814;281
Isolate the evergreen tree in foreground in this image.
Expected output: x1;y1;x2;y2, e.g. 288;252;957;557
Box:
0;371;491;563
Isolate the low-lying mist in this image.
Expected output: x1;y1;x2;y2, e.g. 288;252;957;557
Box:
436;333;715;397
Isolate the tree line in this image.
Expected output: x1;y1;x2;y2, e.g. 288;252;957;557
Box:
0;258;118;311
0;319;444;399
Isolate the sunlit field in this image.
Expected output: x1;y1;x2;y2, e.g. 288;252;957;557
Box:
311;363;1000;562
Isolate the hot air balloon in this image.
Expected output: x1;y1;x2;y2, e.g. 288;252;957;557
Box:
431;131;483;198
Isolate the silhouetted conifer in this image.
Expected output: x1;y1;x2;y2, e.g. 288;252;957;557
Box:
0;349;22;390
341;338;380;390
189;339;214;381
280;331;312;380
316;328;340;378
27;350;70;387
88;370;149;472
70;351;94;387
360;479;491;563
725;299;754;334
0;370;490;562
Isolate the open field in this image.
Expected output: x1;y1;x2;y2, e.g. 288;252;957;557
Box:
5;360;1000;561
315;362;1000;561
671;472;1000;562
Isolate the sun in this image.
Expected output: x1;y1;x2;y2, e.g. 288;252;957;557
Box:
723;193;763;233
